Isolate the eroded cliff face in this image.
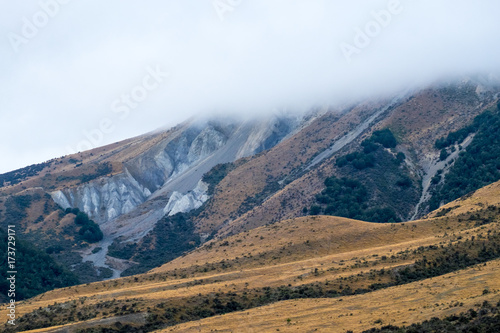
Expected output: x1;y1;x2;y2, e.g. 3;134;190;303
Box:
51;169;150;222
51;114;305;232
124;123;231;194
163;180;209;216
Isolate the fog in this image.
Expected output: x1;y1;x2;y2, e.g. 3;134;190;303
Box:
1;0;500;173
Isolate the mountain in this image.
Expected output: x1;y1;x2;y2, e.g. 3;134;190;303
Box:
0;113;313;280
0;78;500;302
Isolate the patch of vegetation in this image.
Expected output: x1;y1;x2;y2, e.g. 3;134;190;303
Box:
72;261;113;282
65;209;103;243
434;111;484;149
45;245;65;254
25;224;109;285
439;148;450;161
0;193;106;287
92;247;102;254
79;162;113;184
362;301;500;332
429;108;500;211
394;233;500;284
0;227;79;301
336;129;397;170
395;176;412;188
202;162;237;195
6;298;146;332
108;241;137;260
1;195;33;225
336;151;375;170
367;128;398;149
118;210;201;276
434;205;459;217
0;161;52;187
309;176;400;222
237;180;281;216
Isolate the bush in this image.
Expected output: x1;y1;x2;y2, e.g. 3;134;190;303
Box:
309;205;321;215
439;148;449;161
79;223;103;243
67;210;104;243
362;140;379;153
352;154;375;170
75;212;90;225
369;129;397;148
65;207;80;215
396;177;412;188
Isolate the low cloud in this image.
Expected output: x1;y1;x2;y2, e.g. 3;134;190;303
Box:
1;0;500;173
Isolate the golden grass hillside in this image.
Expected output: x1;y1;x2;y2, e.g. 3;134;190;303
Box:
426;179;500;219
160;258;500;333
153;214;472;274
2;190;499;332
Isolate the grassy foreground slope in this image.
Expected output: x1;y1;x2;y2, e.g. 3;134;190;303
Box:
2;181;500;332
161;259;500;332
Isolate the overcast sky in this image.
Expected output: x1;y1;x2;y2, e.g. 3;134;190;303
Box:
1;0;500;173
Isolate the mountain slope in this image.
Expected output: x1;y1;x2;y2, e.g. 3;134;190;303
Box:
1;79;499;285
0;113;310;280
2;178;500;332
201;81;500;239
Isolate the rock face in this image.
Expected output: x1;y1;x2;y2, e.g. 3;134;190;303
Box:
51;169;150;222
51;113;305;231
163;180;209;216
124;123;231;194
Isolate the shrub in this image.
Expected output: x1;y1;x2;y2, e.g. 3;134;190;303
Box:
75;212;90;225
439;148;449;161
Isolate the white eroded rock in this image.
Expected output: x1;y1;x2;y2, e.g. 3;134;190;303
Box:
51;169;149;223
163;180;210;216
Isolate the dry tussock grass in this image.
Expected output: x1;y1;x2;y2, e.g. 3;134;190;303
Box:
159;259;500;333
